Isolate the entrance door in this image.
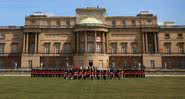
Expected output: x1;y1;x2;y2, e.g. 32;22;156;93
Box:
89;60;93;67
98;60;103;70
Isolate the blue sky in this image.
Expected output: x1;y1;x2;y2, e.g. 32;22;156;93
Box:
0;0;185;26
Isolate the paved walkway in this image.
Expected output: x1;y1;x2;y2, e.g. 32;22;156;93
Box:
0;74;185;77
146;75;185;77
0;74;30;76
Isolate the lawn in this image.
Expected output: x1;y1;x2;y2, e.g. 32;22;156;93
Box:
0;77;184;99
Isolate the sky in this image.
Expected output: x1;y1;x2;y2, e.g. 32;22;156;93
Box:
0;0;185;26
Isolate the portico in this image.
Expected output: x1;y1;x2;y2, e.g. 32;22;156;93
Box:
73;18;109;69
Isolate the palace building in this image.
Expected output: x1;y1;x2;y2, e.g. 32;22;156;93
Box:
0;7;185;70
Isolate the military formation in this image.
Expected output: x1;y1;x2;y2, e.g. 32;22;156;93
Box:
31;68;145;79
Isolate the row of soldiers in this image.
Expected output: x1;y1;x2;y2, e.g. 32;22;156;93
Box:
31;69;145;79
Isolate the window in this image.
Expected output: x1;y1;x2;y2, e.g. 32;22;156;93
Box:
44;43;50;54
146;19;152;24
56;20;61;26
177;33;183;39
112;21;116;27
96;43;102;53
79;43;85;53
54;43;60;54
29;43;35;54
87;33;94;42
177;43;184;54
0;33;5;38
150;60;155;69
132;20;136;27
131;43;138;54
181;59;185;69
11;43;18;53
12;34;18;39
47;20;50;26
66;21;70;26
11;60;17;69
54;59;60;69
0;43;4;54
96;35;101;42
111;43;117;54
123;60;128;67
122;21;126;27
88;43;94;53
63;43;72;54
164;43;171;54
165;33;170;39
121;43;127;54
30;20;36;25
0;60;5;69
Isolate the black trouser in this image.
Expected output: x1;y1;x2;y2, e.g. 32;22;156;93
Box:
97;75;100;80
103;75;106;80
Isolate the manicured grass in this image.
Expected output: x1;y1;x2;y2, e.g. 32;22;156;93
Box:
0;77;185;99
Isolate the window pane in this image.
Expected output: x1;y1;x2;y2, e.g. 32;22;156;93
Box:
54;43;60;54
111;43;117;54
11;43;18;53
0;44;4;53
164;43;171;54
88;43;94;53
112;21;116;27
122;21;126;27
121;43;127;54
44;43;50;54
96;43;102;53
63;43;71;54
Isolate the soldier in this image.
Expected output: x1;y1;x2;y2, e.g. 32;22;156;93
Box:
96;70;100;80
90;70;93;80
110;70;113;80
103;70;106;80
64;70;68;79
83;70;87;80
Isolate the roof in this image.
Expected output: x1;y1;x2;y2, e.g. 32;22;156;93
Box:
79;18;103;25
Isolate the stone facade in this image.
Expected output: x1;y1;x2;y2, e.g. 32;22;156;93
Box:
0;7;185;70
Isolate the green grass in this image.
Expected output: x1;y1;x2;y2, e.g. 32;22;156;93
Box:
0;77;185;99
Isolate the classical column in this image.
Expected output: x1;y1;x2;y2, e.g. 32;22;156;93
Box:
23;33;26;53
142;33;145;53
35;33;38;53
102;32;105;54
26;33;29;53
76;32;79;54
94;31;96;53
145;33;148;53
37;33;40;53
85;31;87;53
106;32;109;53
154;33;158;53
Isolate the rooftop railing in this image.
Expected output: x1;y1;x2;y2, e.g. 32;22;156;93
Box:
0;26;23;29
